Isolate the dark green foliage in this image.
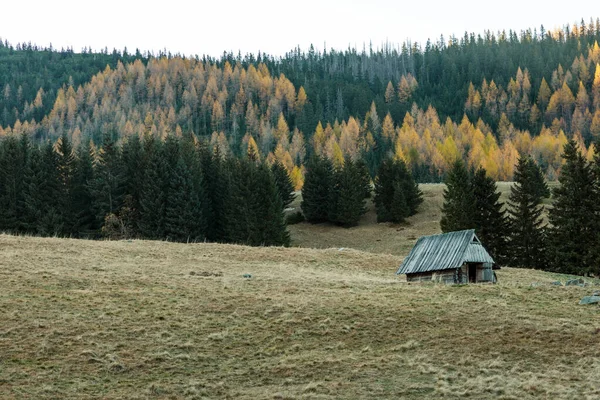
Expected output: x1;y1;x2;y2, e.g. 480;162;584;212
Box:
507;156;547;269
72;141;97;237
440;160;476;232
164;158;206;243
223;159;290;246
56;133;76;235
271;161;295;208
137;135;166;239
0;135;27;232
471;168;509;265
547;140;600;275
0;133;293;247
286;211;305;225
374;158;422;223
22;142;63;236
199;143;228;242
121;135;143;236
91;133;125;224
528;157;551;199
328;159;367;227
301;156;333;223
355;159;372;199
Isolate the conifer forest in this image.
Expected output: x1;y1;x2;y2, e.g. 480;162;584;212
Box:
2;19;600;264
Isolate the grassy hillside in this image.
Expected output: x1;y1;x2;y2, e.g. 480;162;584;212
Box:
288;182;515;255
1;231;599;399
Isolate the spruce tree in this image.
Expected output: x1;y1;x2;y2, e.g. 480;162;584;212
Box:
548;140;599;275
440;160;475;232
527;156;551;199
121;135;144;235
252;162;290;245
0;135;28;233
271;160;295;208
72;140;97;237
507;156;546;269
56;133;76;235
199;142;227;242
374;158;422;223
329;158;367;227
164;158;206;242
301;156;333;223
138;135;166;239
91;133;125;225
355;158;372;198
471;167;509;264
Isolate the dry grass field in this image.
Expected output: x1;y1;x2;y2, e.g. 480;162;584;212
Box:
1;183;599;399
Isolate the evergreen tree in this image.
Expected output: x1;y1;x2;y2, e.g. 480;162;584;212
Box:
199;143;228;242
91;133;125;225
440;160;475;232
471;167;509;264
328;158;367;227
548;140;599;275
56;133;76;235
355;158;372;198
527;157;551;199
72;140;97;237
271;160;295;208
137;135;166;239
507;156;546;269
164;158;206;242
374;158;422;223
121;135;144;235
252;162;290;245
301;155;333;223
0;135;27;233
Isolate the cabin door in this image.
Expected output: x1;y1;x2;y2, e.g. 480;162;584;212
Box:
468;264;477;283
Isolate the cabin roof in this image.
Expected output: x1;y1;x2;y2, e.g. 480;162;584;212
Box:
396;229;495;275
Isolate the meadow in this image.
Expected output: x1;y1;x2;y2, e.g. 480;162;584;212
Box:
1;183;599;399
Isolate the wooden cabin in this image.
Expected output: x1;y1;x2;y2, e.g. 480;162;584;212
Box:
396;229;498;284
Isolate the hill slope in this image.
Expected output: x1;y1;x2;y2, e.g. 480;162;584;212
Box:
1;234;599;399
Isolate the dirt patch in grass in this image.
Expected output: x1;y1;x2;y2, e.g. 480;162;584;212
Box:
1;234;599;399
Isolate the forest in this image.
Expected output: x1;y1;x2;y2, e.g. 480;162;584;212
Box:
1;19;600;184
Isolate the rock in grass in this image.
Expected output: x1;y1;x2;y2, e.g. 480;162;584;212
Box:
243;274;252;279
579;296;600;305
566;278;585;287
551;281;562;286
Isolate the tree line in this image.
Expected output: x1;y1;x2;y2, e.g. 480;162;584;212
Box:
0;133;291;246
441;139;600;276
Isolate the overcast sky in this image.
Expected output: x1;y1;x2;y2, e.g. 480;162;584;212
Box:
2;1;595;57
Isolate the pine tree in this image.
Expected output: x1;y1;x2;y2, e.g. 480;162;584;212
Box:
0;135;27;233
355;158;372;198
548;140;599;275
72;140;97;237
137;135;166;239
252;162;290;245
56;133;76;235
328;158;367;227
527;157;550;199
199;142;228;242
301;155;333;223
164;158;206;242
271;160;295;208
121;135;144;236
374;158;422;223
471;167;509;264
440;160;475;232
507;156;546;269
91;133;125;225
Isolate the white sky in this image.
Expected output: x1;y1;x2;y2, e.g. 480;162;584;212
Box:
1;1;596;58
